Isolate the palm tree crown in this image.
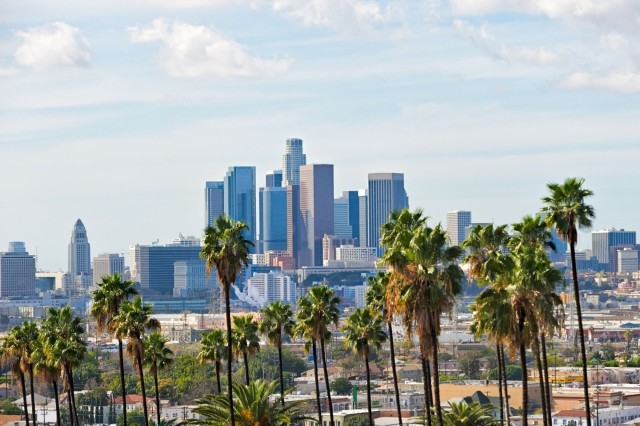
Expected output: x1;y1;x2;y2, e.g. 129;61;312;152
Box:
232;315;261;385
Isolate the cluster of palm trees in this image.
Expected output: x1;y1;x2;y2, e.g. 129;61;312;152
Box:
1;306;86;426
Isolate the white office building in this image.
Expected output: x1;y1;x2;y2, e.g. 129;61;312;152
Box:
336;245;377;262
0;242;36;297
618;248;639;274
446;210;471;246
246;271;296;308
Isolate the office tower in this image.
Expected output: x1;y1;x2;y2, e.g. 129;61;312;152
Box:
205;181;224;228
358;190;368;247
260;187;288;252
0;242;36;297
299;164;335;267
92;253;125;284
286;185;302;268
322;234;357;264
247;271;296;308
224;166;257;247
334;191;360;241
446;211;472;247
281;138;306;186
68;219;91;276
265;170;283;188
617;248;639;274
367;173;409;254
592;228;637;271
173;259;217;297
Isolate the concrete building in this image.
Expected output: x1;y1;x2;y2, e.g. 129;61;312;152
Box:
322;235;357;264
0;242;36;297
299;164;334;267
592;228;637;271
204;181;224;228
224;166;257;247
336;245;377;263
92;253;125;284
281;138;306;186
68;219;91;276
446;210;472;247
36;271;72;292
367;173;408;255
358;189;368;247
173;259;217;297
618;247;639;274
246;271;296;307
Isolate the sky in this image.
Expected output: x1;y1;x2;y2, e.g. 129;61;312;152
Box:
1;0;639;272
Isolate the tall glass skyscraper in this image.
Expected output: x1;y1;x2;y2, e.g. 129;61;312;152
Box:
446;210;472;247
68;219;91;275
367;173;408;255
205;181;224;228
224;166;257;247
260;187;288;252
282;138;306;186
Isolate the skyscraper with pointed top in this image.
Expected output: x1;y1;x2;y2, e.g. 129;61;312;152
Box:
68;219;91;276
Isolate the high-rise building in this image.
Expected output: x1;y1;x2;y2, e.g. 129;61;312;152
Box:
246;271;296;308
224;166;257;247
358;189;368;247
265;170;283;188
617;248;639;274
281;138;306;186
259;187;288;252
68;219;91;276
92;253;125;284
205;181;224;228
592;228;637;271
286;185;302;268
173;259;217;297
0;242;36;297
334;191;360;241
299;164;335;267
367;173;408;254
446;211;472;247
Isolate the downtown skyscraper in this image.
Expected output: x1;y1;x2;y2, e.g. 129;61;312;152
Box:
447;210;472;247
68;219;91;275
282;138;306;186
204;181;224;228
299;164;334;267
224;166;257;247
367;173;408;255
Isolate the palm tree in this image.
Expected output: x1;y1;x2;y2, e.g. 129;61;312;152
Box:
232;315;260;385
259;302;295;405
9;322;39;426
381;210;464;426
365;271;403;425
343;307;387;426
297;285;340;426
542;177;595;426
441;401;499;426
42;306;87;426
114;296;160;426
201;215;253;426
90;272;138;426
198;329;227;394
31;336;61;426
181;379;306;426
293;323;323;425
2;327;31;425
143;331;174;426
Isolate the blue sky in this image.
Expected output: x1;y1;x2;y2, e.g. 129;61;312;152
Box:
1;0;639;271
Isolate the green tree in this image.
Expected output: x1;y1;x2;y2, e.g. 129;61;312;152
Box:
259;301;295;405
232;315;260;386
343;308;387;426
343;415;370;426
297;285;340;426
144;331;173;426
331;377;352;396
201;215;253;426
91;272;138;426
442;401;499;426
542;177;595;426
198;329;226;394
2;326;32;425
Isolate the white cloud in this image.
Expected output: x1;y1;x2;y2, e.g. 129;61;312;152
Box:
560;71;640;93
453;19;558;65
14;22;91;70
128;19;293;78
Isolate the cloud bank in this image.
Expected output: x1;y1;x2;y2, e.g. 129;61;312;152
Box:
15;22;91;70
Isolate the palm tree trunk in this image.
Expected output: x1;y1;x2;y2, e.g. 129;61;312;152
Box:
534;341;548;426
277;340;286;407
320;336;335;426
541;333;552;426
243;351;250;385
570;240;591;426
365;347;374;426
29;363;36;426
68;365;80;426
312;339;323;425
66;377;74;426
225;285;235;426
136;354;149;426
431;334;443;426
518;308;528;426
497;343;504;425
420;355;432;426
426;361;433;408
388;321;403;425
53;379;61;426
215;360;222;395
118;337;128;426
19;370;30;426
500;345;511;426
153;362;161;426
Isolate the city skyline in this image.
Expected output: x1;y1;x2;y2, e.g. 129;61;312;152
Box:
2;1;640;270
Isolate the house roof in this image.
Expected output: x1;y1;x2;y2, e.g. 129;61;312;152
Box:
554;409;596;418
114;395;155;405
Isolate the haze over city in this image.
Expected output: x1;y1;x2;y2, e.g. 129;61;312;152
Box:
2;0;639;271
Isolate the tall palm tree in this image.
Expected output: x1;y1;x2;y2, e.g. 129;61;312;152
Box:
42;307;87;426
2;327;31;426
10;322;39;426
294;323;323;425
381;210;464;426
90;272;138;426
143;331;173;426
201;215;253;426
343;307;387;426
365;271;403;425
114;296;160;426
259;302;295;405
297;285;340;426
232;315;261;385
198;329;227;394
542;177;595;426
31;336;62;426
181;379;306;426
